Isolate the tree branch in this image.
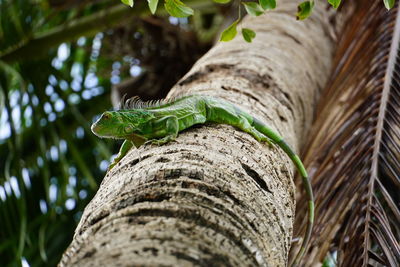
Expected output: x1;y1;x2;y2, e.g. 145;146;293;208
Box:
0;0;213;63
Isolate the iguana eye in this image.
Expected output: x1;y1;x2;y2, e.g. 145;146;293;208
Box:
102;113;110;120
124;126;133;133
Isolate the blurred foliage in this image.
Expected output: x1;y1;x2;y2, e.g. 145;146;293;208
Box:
0;0;213;266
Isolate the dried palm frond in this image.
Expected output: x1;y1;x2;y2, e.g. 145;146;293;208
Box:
292;2;400;266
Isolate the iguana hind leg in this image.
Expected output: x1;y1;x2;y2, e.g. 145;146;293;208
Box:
206;103;273;146
236;115;274;146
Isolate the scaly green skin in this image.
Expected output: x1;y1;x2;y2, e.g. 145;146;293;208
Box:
91;95;314;266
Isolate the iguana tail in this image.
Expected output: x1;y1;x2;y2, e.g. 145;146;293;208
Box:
252;118;314;267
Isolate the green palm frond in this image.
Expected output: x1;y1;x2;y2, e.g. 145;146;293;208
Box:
0;45;114;267
0;1;118;265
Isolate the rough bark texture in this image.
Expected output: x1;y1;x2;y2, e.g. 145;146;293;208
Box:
60;2;338;266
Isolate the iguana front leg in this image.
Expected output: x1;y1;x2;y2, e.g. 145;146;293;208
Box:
108;140;134;171
145;116;179;145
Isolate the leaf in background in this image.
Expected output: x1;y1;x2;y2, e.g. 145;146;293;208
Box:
164;0;194;18
147;0;159;14
213;0;231;3
328;0;341;9
296;1;314;20
220;20;238;42
259;0;276;10
242;2;264;17
322;252;337;267
121;0;134;8
293;2;400;266
384;0;395;9
242;28;256;43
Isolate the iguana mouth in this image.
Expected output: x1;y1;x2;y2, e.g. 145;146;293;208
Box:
90;123;117;138
90;123;101;136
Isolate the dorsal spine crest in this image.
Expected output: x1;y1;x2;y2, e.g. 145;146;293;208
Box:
119;93;198;110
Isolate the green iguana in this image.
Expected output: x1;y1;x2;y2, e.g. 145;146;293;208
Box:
91;94;314;266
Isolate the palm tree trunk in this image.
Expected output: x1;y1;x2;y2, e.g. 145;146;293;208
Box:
59;2;343;266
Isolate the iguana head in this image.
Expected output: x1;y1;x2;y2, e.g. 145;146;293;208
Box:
91;110;154;139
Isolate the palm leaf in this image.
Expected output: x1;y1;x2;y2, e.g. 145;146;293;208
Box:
293;2;400;266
